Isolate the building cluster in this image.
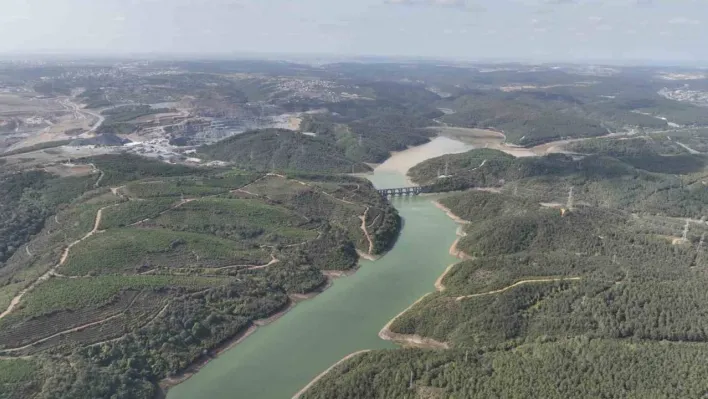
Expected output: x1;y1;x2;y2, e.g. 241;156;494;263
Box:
271;78;357;103
659;87;708;106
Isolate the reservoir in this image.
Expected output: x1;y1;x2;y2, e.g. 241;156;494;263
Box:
167;137;472;399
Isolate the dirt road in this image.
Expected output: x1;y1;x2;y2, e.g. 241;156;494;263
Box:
0;204;111;321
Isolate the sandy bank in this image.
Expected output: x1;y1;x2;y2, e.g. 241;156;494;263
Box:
432;201;474;260
376;137;474;176
378;292;449;349
433;201;470;225
356;249;379;262
434;262;457;292
291;350;372;399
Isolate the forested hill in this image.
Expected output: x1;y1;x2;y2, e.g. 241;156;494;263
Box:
199;110;439;173
0;154;400;399
409;148;708;218
298;111;437;164
303;154;708;398
198;128;372;173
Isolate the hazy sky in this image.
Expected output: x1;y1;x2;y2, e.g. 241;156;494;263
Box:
0;0;706;63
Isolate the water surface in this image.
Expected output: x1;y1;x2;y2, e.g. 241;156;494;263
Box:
168;137;470;399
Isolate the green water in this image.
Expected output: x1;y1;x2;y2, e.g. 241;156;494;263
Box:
168;169;461;399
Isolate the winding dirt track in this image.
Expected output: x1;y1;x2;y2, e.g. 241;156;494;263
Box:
455;277;582;301
359;207;374;256
261;174;375;259
0;203;113;321
208;255;281;272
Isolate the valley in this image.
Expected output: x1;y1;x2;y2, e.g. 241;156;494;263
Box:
3;58;708;399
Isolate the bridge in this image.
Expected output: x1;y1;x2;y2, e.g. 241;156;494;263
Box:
377;186;428;197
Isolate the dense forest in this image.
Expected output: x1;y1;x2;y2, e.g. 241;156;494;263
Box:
299;114;436;164
0;170;95;263
302;142;708;398
198;128;372;173
303;340;708;399
439;92;608;145
410;148;708;218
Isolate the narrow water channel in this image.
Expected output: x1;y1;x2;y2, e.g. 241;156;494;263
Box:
167;137;472;399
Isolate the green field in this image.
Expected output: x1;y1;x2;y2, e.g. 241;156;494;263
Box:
99;198;177;229
62;228;271;275
151;198;316;245
3;275;227;322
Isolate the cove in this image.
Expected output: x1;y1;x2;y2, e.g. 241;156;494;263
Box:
167;137;472;399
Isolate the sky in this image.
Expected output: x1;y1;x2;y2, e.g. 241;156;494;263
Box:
0;0;706;64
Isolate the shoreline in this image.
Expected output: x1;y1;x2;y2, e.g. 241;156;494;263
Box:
356;249;379;262
159;271;346;394
434;262;457;292
168;135;473;397
159;326;258;393
291;350;372;399
377;292;449;349
433;201;471;225
293;186;476;394
377;199;474;352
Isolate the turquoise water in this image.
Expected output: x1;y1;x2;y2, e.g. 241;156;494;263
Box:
168;164;461;399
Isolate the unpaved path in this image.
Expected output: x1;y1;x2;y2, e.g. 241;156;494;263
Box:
0;204;112;321
129;198;194;227
205;255;281;272
94;169;104;188
291;350;372;399
359;207;374;257
676;141;702;155
265;174;373;258
87;163;104;188
245;255;280;271
455;277;581;301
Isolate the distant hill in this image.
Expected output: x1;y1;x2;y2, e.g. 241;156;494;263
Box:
69;134;131;147
198;129;371;173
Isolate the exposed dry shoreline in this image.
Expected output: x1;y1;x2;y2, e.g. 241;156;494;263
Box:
291;350;372;399
434;262;457;292
433;201;470;225
356;249;379;262
378;292;449;349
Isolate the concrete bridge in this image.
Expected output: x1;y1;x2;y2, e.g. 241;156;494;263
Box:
377;186;428;197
